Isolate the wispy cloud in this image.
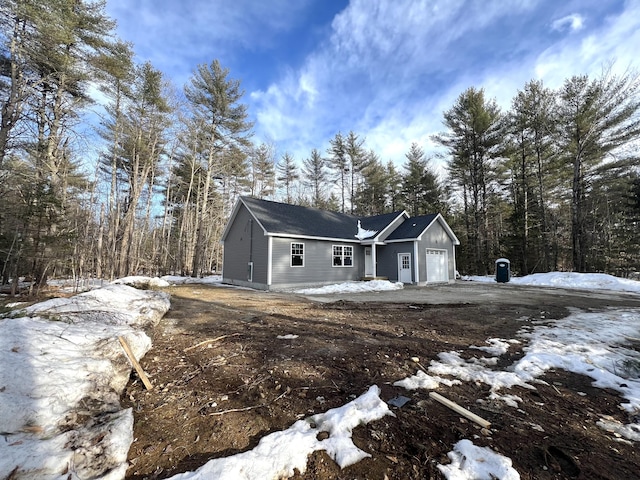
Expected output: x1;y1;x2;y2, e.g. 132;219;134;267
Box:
551;13;585;33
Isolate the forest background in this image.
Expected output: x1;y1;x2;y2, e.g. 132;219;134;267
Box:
1;0;639;292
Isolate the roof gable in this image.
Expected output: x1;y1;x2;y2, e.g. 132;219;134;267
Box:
386;213;460;245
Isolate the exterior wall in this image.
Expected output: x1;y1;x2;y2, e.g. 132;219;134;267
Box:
376;242;414;282
222;205;269;289
270;237;363;289
417;220;456;283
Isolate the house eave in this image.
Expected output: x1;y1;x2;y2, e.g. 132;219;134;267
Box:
268;232;362;243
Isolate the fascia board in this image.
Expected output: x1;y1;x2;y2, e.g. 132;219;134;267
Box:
268;233;361;243
373;211;409;241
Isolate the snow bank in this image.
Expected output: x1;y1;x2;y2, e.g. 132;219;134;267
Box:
0;284;170;480
295;280;403;295
161;275;222;285
112;275;170;288
465;272;640;294
166;385;393;480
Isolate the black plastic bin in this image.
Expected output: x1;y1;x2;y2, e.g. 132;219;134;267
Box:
495;258;510;283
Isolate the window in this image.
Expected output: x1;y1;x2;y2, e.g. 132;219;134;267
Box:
332;245;353;267
291;243;304;267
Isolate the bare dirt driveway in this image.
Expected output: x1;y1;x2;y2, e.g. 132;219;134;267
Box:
122;282;640;480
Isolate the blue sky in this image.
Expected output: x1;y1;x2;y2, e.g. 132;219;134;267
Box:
105;0;640;172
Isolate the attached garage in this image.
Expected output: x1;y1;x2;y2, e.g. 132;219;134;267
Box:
426;249;449;283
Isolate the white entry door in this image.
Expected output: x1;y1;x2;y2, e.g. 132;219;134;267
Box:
398;253;412;283
365;247;373;276
426;249;449;283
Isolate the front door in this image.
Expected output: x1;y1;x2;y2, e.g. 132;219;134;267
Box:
365;247;373;276
398;253;412;283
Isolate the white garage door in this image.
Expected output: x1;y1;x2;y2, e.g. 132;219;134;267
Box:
426;249;449;283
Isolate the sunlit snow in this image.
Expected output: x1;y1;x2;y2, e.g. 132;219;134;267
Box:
465;271;640;294
295;279;403;295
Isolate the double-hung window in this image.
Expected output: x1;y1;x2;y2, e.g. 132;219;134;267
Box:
332;245;353;267
291;242;304;267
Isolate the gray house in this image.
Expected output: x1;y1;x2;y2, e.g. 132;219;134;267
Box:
221;196;460;290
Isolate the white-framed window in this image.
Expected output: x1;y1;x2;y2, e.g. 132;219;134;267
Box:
332;245;353;267
291;242;304;267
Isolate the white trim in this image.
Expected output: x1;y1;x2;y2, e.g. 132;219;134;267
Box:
331;244;354;267
397;253;412;283
267;236;273;286
269;232;361;243
370;211;409;241
290;242;305;267
425;248;449;283
413;241;419;283
371;244;377;277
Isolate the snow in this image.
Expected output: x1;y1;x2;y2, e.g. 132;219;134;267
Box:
0;284;170;480
165;385;393;480
161;275;222;285
295;279;403;295
396;306;640;443
438;439;520;480
112;276;170;288
354;220;378;240
465;271;640;294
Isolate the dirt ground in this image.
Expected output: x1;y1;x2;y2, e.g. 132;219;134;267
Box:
121;283;640;480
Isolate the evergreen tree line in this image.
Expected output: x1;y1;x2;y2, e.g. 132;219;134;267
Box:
1;1;639;292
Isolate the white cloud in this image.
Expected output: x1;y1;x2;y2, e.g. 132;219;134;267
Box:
551;13;585;32
536;2;640;88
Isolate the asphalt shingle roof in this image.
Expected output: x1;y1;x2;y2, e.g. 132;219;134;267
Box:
240;196;403;240
385;213;438;240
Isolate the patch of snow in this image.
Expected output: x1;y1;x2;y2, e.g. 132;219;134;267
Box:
438;439;520;480
161;275;222;285
393;370;461;390
470;338;512;356
112;275;170;288
295;280;403;295
597;417;640;442
277;334;299;340
165;385;393;480
396;308;640;437
0;284;170;479
354;220;377;240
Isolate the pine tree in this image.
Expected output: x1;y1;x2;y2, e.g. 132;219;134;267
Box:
276;152;299;204
557;69;640;272
302;148;327;208
433;87;503;274
401;142;442;216
183;59;252;276
327;132;349;213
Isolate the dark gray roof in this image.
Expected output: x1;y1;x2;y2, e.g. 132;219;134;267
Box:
240;196;402;240
385;213;438;240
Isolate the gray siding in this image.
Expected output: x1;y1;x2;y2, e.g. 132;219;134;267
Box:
376;243;414;282
222;205;269;289
270;237;362;288
418;219;456;283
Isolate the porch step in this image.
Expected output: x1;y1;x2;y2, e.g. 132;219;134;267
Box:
362;276;389;281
